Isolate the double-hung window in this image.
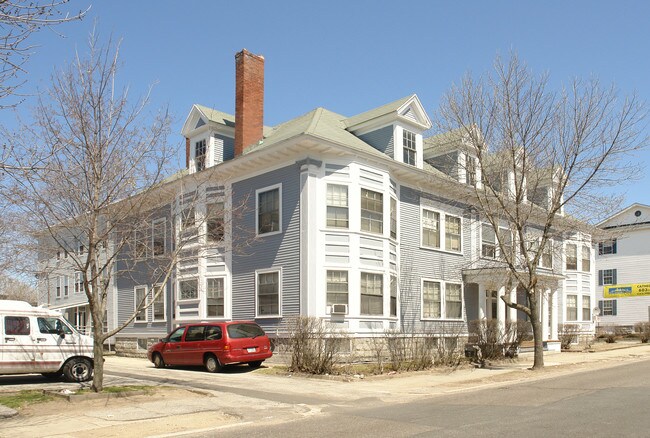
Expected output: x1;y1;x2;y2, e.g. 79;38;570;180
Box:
326;184;349;229
152;285;165;321
422;209;440;248
326;270;348;306
55;277;61;298
445;283;462;319
599;299;617;316
257;271;280;316
74;272;83;294
481;224;496;258
581;245;590;272
360;189;383;234
582;295;591;321
360;272;383;315
445;216;461;252
258;187;280;235
422;281;441;318
566;294;578;321
565;244;577;270
63;276;69;297
135;286;147;322
206;278;225;317
195;139;207;171
599;269;617;286
403;129;417;166
206;202;225;242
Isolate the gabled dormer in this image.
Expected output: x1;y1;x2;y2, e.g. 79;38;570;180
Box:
423;128;482;187
181;105;236;174
344;94;432;169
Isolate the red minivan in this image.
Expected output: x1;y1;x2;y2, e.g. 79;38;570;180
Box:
147;321;272;372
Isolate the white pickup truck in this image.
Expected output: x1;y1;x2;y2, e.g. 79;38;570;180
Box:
0;300;94;381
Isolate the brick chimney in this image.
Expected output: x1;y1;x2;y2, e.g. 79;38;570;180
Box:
234;49;265;157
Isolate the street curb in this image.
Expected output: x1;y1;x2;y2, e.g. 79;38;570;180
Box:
44;389;149;402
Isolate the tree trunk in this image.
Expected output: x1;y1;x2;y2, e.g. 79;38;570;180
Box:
528;289;545;369
91;335;104;392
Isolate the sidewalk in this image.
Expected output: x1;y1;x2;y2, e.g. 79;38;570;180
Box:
1;343;649;438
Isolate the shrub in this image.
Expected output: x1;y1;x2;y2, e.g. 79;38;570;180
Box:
558;324;580;350
467;320;530;366
284;316;349;374
634;322;650;343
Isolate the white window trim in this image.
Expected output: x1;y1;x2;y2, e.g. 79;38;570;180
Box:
565;293;578;322
74;271;83;294
255;268;282;318
63;275;69;297
565;243;578;271
134;285;148;323
255;183;283;237
359;270;385;317
205;276;227;319
325;183;350;230
151;283;167;322
359;186;385;237
177;277;200;302
420;278;464;321
420;206;463;254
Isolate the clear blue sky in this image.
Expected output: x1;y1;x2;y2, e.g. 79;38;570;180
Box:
12;0;650;207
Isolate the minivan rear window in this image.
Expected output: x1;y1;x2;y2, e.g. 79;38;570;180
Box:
227;323;265;339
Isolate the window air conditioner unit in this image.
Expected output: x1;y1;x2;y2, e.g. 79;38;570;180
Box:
331;304;348;314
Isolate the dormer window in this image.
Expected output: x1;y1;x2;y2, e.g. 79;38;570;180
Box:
195;139;207;171
403;130;417;166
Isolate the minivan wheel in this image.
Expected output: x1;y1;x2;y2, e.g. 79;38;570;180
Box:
248;361;263;369
153;353;165;368
204;354;222;373
63;358;93;382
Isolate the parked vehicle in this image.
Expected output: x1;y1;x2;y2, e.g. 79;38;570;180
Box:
0;300;94;381
147;321;272;372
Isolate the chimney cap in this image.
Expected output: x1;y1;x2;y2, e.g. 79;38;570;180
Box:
236;48;265;60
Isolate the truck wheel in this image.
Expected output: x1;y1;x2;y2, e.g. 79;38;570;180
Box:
204;354;222;373
153;353;165;368
63;358;93;382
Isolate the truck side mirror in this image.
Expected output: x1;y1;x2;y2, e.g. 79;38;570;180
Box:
58;330;66;339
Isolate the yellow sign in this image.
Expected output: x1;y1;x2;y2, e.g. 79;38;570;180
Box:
604;283;650;298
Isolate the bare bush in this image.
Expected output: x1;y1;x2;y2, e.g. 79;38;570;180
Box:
468;320;530;366
433;323;464;367
558;324;580;350
634;322;650;343
285;316;349;375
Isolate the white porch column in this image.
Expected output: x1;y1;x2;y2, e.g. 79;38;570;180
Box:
551;289;559;340
478;283;487;319
509;287;517;321
541;288;550;341
497;285;506;326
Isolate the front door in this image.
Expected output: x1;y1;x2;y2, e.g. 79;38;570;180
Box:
35;316;78;372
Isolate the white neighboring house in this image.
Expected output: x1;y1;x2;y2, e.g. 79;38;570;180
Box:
595;203;650;329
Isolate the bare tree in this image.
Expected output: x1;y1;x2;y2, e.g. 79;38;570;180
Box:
4;33;178;391
0;0;87;108
435;53;647;369
0;275;37;303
